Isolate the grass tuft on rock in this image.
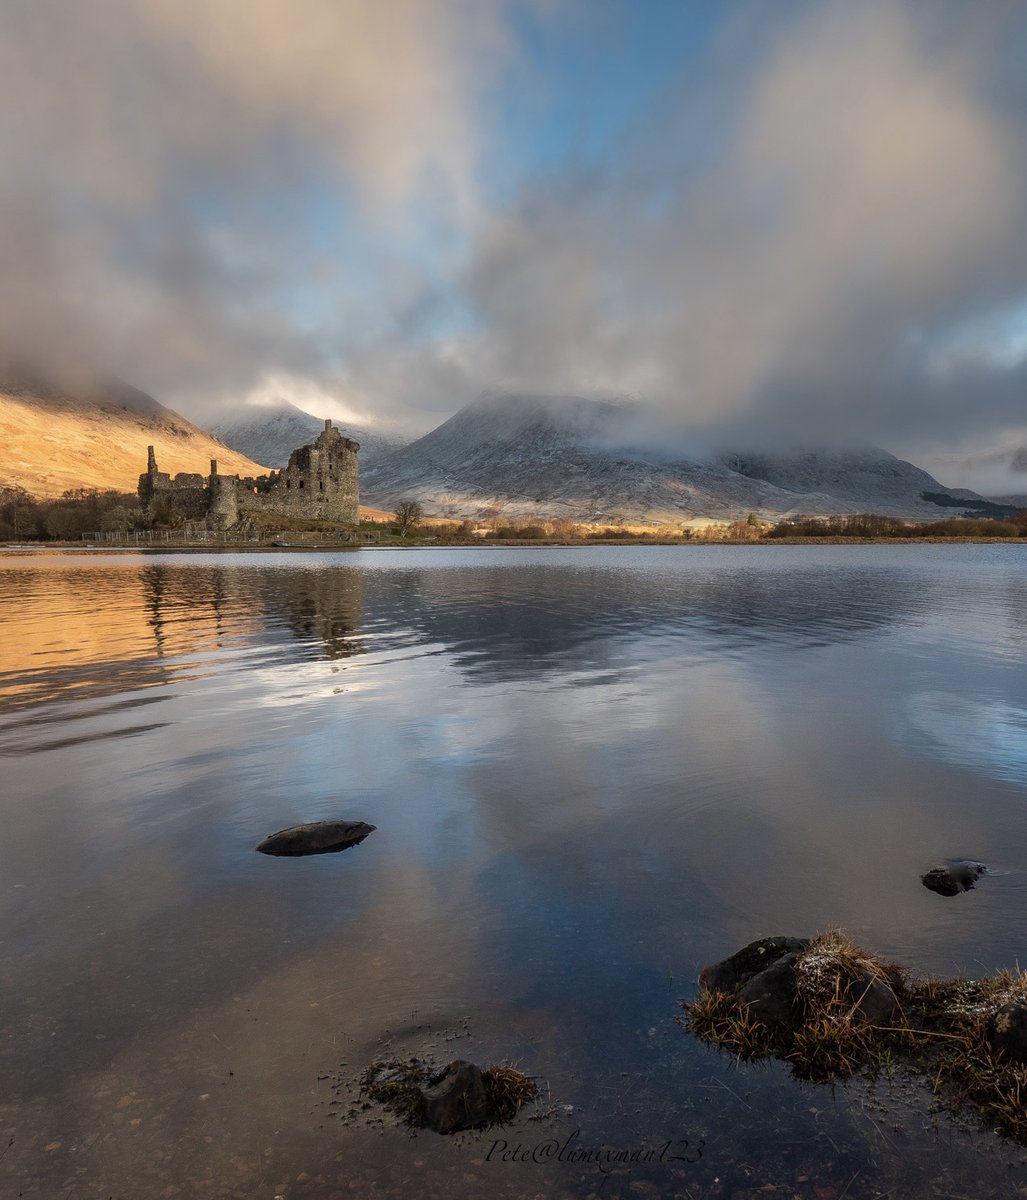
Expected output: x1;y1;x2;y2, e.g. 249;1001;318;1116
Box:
684;931;1027;1142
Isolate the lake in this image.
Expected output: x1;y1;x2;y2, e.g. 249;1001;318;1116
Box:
2;544;1026;1199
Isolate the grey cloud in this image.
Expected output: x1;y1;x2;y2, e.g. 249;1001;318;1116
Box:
2;0;1026;460
441;0;1027;449
0;0;503;400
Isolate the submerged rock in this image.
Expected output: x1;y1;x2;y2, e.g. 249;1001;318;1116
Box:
700;936;809;995
420;1060;492;1134
359;1056;536;1134
255;819;376;857
988;1001;1027;1065
921;860;986;897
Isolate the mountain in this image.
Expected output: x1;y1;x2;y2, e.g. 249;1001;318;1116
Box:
0;374;267;499
361;392;989;524
210;400;409;469
715;448;987;512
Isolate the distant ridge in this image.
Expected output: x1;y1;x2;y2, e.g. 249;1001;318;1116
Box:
361;391;989;524
0;373;267;499
210;399;409;469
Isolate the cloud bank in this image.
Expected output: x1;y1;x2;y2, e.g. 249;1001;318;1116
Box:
1;0;1025;457
0;0;501;397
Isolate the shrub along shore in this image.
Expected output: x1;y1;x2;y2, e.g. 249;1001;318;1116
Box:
2;483;1027;545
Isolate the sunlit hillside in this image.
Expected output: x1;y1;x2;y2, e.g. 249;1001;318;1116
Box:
0;378;268;498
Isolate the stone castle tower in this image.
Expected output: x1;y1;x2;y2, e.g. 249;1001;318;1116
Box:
140;419;360;528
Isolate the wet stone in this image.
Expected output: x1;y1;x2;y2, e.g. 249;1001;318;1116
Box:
255;820;376;857
988;1000;1027;1064
420;1061;491;1134
843;970;898;1026
921;860;986;897
700;936;809;995
737;952;803;1034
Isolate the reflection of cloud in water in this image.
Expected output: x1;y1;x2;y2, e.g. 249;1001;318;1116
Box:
6;548;1027;1198
904;691;1027;786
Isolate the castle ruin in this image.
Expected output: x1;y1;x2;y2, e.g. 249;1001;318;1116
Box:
139;419;360;529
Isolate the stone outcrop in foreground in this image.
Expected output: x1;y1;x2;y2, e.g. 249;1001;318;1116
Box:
686;931;1027;1142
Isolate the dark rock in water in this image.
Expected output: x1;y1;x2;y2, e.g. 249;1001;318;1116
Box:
361;1055;534;1132
734;953;898;1037
255;820;376;857
988;1001;1027;1064
419;1060;491;1134
921;860;986;897
737;952;803;1034
700;936;809;995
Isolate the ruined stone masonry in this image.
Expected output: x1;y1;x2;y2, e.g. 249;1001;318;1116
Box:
139;419;359;528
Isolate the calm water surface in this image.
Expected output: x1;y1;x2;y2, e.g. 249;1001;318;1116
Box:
2;545;1027;1199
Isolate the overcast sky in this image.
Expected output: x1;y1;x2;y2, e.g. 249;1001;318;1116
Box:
2;0;1026;465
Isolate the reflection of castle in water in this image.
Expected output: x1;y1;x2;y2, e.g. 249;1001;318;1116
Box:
140;565;365;663
0;554;931;718
138;419;359;530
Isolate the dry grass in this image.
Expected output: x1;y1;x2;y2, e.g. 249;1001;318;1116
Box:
787;931;908;1079
903;967;1027;1140
683;986;777;1061
684;931;1027;1142
481;1064;538;1122
793;930;905;1000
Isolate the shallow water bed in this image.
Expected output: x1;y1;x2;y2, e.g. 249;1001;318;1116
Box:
2;545;1027;1197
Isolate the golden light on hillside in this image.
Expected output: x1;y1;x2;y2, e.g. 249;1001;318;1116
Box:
1;388;267;499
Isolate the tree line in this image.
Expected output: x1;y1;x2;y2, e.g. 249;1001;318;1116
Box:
3;485;1027;543
764;512;1027;539
0;486;145;541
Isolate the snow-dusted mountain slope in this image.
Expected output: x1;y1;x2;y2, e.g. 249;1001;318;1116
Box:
361;392;987;524
715;448;982;510
210;400;408;468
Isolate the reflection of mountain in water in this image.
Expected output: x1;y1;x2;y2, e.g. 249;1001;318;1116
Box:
354;562;924;682
0;555;950;725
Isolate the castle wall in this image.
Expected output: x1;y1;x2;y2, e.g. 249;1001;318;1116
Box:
234;421;359;523
159;488;209;520
138;420;359;529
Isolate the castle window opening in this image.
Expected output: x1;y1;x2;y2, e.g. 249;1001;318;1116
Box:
299;480;304;489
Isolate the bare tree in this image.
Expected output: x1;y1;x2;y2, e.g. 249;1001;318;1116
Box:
394;499;424;537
